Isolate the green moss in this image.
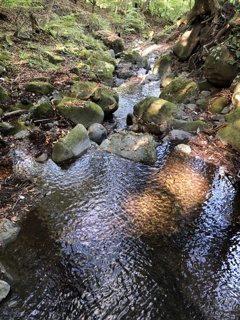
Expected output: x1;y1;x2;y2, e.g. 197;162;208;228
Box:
218;120;240;152
210;97;228;113
170;119;208;132
160;78;198;104
0;85;9;103
25;82;55;95
32;102;54;119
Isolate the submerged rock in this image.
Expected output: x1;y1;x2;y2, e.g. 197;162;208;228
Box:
0;219;20;249
101;131;157;164
52;124;91;164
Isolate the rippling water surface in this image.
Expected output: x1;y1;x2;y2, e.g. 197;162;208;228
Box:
0;78;239;320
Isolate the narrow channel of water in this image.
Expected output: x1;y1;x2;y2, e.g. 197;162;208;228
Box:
0;73;239;320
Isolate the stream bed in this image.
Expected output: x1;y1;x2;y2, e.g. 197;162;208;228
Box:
0;76;240;320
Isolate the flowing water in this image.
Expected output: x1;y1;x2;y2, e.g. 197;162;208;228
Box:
0;76;240;320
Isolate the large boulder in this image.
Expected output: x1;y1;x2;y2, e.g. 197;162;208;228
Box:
52;124;91;164
57;97;104;128
152;53;171;78
173;22;202;60
160;77;198;104
0;219;20;249
133;96;178;134
204;45;239;87
217;109;240;152
25;81;55;95
101;131;157;164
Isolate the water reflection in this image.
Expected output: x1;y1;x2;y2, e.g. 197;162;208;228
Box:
179;170;240;319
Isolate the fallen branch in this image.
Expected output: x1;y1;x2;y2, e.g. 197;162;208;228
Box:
1;109;28;120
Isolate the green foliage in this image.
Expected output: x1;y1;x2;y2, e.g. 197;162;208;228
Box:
123;8;146;34
227;25;240;65
1;0;34;8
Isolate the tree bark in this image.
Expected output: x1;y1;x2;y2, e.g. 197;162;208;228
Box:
177;0;220;26
43;0;55;27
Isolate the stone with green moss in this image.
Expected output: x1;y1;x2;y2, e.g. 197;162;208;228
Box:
32;102;54;119
121;50;149;69
25;82;54;95
52;124;91;164
217;109;240;152
101;131;157;164
57;97;104;128
160;78;198;104
78;49;116;67
0;85;9;103
92;60;115;85
70;81;101;101
45;51;65;64
204;45;238;87
210;97;228;113
170;119;208;132
153;54;171;77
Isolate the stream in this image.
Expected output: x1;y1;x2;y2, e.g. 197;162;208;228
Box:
0;66;240;319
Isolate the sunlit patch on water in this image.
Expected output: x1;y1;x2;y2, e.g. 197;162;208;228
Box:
123;151;213;235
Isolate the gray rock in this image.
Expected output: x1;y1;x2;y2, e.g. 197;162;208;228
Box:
0;219;20;249
101;131;157;164
175;144;191;154
52;124;91;164
168;129;193;140
88;123;107;145
14;130;30;140
204;45;238;87
152;54;171;78
0;280;10;302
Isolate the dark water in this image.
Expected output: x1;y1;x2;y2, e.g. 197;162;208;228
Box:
1;79;240;319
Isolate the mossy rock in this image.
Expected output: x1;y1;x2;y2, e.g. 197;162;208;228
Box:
32;102;54;119
196;98;208;110
133;96;178;130
217;109;240;152
57;97;104;128
25;82;54;95
78;49;116;67
0;85;9;103
170;119;208;132
45;51;65;64
152;54;171;77
52;124;91;164
121;50;149;69
210;97;228;113
91;60;115;85
70;81;101;101
96;92;118;117
160;78;198;104
101;131;157;164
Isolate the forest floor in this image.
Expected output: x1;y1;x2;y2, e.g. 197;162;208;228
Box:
0;6;240;224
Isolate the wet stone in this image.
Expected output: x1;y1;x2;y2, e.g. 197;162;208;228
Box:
0;219;21;249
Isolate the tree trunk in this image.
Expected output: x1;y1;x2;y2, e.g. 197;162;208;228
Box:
43;0;55;27
177;0;220;26
141;0;151;13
